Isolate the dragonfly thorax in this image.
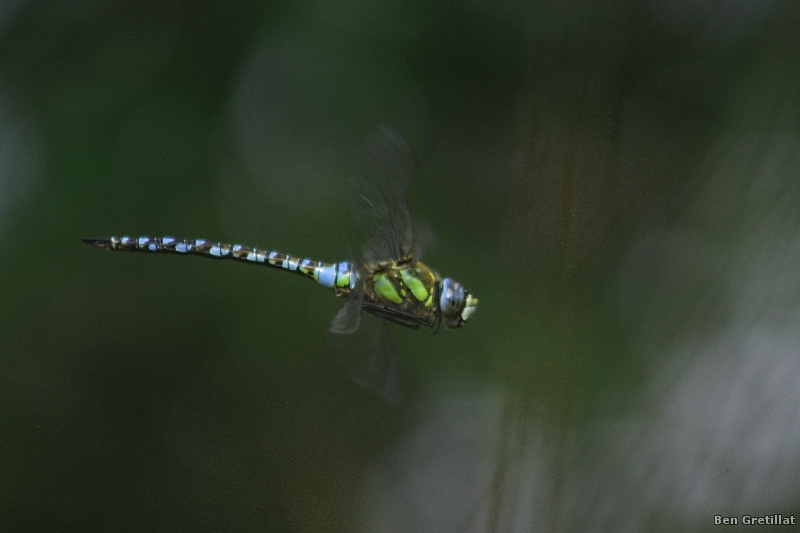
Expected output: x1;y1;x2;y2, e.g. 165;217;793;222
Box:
360;260;439;329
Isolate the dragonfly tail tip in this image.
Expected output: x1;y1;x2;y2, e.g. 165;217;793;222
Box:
82;238;111;249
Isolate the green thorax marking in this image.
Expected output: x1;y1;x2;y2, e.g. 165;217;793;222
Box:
367;260;438;313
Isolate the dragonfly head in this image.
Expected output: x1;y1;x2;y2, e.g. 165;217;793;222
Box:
440;278;478;329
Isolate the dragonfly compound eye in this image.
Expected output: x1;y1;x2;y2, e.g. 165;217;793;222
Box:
441;278;467;328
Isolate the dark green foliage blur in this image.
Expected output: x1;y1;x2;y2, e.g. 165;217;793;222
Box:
1;1;798;531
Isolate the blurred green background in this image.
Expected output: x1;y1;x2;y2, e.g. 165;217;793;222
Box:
1;1;799;531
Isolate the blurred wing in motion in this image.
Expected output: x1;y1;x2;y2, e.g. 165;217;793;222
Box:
349;127;415;263
329;266;364;335
329;314;402;404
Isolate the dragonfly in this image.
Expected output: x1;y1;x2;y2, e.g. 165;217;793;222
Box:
83;128;478;402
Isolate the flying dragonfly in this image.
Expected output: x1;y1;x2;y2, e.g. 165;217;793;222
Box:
83;128;478;403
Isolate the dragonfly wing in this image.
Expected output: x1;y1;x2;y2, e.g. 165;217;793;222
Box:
349;127;414;263
410;216;437;261
329;283;363;335
328;315;402;405
369;318;402;404
361;216;435;263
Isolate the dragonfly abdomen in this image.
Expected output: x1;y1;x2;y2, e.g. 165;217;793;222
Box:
82;236;354;295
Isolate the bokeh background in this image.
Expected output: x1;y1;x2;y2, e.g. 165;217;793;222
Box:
2;1;799;531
